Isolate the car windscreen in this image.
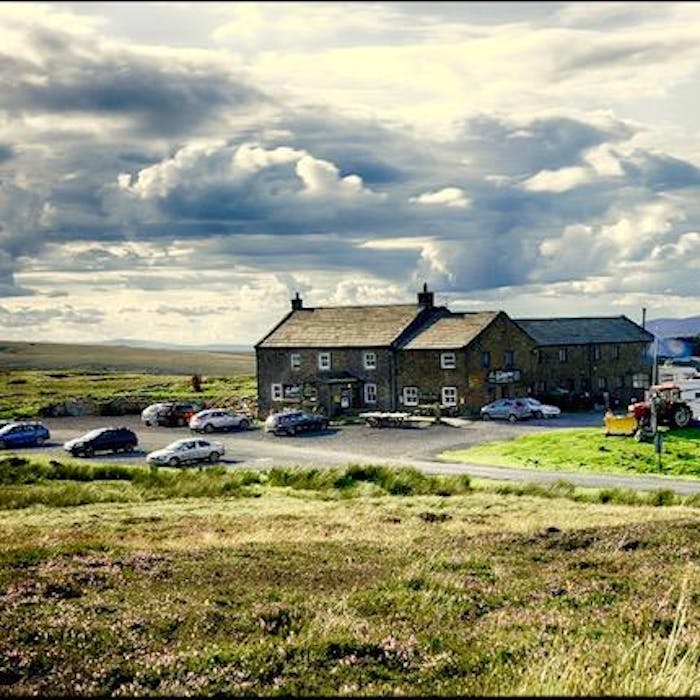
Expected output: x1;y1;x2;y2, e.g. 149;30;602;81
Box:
81;429;107;440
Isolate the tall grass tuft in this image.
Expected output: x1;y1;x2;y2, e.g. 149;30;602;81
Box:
503;573;699;696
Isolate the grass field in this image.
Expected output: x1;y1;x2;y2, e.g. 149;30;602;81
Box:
0;456;699;695
441;427;700;480
0;340;254;375
0;370;257;419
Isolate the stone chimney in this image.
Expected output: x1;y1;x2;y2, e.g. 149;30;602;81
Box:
417;282;434;309
291;292;303;311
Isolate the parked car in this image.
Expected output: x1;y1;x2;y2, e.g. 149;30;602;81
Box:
0;421;50;449
141;402;200;427
189;409;250;433
64;427;138;457
264;410;329;436
480;398;533;422
523;398;561;419
146;438;225;466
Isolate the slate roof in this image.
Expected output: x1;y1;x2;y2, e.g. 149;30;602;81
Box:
401;311;501;350
257;304;425;348
515;316;654;346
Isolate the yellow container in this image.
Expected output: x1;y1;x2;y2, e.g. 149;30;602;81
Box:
604;413;637;436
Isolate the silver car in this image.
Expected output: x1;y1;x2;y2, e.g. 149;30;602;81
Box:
189;409;250;433
480;398;533;422
146;438;225;466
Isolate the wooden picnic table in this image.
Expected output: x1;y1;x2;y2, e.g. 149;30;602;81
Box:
359;411;435;428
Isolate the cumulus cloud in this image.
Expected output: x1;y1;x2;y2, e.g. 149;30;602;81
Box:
410;187;471;208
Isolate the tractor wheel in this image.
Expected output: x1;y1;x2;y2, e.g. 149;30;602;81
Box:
671;405;692;429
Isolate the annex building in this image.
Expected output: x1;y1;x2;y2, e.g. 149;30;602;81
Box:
255;286;654;417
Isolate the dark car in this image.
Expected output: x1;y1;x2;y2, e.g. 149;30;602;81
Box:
0;421;50;449
141;402;200;427
264;410;329;436
63;427;138;457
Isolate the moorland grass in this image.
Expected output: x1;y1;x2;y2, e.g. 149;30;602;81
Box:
441;426;700;479
0;478;698;695
0;370;256;419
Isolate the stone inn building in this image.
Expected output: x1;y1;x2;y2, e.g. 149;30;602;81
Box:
255;286;655;417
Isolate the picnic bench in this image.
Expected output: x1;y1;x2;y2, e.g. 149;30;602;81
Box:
359;411;435;428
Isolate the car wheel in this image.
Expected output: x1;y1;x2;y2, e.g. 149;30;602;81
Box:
482;413;491;421
533;411;543;419
125;444;134;453
177;417;186;427
288;426;297;436
168;456;180;467
0;440;7;449
203;423;214;433
239;419;249;431
144;420;152;427
508;414;518;423
83;446;94;457
209;451;220;463
320;420;328;431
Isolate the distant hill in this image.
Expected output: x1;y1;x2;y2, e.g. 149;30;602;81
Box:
103;339;253;353
646;316;700;338
0;340;255;375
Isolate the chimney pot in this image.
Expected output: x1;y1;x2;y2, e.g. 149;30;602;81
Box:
291;292;303;311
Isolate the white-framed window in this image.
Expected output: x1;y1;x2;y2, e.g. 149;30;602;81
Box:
290;353;301;370
441;386;458;407
402;386;419;406
558;348;568;363
364;383;377;404
363;351;377;370
271;383;283;401
504;350;514;367
597;376;607;390
440;352;456;369
318;352;331;370
632;373;650;389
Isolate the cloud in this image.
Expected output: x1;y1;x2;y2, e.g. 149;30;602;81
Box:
410;187;471;208
522;166;592;193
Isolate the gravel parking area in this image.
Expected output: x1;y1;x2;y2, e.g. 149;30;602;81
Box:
12;411;700;495
27;411;605;468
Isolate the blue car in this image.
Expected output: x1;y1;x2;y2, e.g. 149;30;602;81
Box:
0;421;51;449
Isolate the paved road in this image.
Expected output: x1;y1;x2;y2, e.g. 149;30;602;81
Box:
14;412;700;495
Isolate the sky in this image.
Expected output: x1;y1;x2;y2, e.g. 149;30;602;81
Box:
2;1;700;347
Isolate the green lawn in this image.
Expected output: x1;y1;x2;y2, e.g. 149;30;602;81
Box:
441;427;700;479
0;456;699;695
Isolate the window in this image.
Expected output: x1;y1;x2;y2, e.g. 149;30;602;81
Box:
364;383;377;404
597;377;607;390
441;386;457;407
482;351;491;368
402;386;419;406
290;353;301;370
558;348;568;363
536;380;546;393
615;376;624;389
591;345;601;361
632;373;650;389
271;383;282;401
318;352;331;370
363;351;377;370
441;352;456;369
613;345;621;360
503;350;514;367
537;349;544;364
